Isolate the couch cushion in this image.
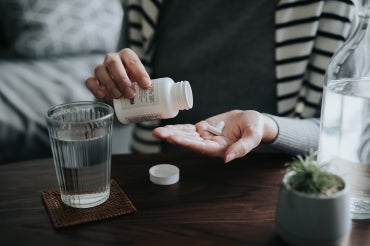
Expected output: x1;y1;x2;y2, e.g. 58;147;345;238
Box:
0;54;101;163
0;0;123;58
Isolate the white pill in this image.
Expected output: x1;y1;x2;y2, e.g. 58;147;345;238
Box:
207;121;225;136
215;121;225;131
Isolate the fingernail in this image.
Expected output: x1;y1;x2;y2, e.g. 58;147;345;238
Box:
124;87;136;98
96;90;105;99
143;77;152;88
113;88;122;98
225;153;236;163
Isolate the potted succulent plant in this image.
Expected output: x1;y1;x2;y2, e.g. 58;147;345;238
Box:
275;152;351;246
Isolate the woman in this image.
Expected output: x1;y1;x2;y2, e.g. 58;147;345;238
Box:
86;0;356;162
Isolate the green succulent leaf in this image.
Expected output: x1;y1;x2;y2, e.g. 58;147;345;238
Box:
285;151;344;196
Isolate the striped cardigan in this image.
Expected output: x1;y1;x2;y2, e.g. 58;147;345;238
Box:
122;0;356;153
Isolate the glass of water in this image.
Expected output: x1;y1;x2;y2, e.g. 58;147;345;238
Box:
45;101;114;208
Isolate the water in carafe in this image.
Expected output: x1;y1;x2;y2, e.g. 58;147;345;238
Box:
318;0;370;219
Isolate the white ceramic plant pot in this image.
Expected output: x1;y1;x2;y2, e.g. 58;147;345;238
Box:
276;172;351;246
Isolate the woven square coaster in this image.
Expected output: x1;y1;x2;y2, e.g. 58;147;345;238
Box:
41;179;136;229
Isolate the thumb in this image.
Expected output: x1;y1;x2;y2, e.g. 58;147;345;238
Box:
224;137;259;163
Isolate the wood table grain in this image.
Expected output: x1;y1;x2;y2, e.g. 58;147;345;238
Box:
1;153;369;245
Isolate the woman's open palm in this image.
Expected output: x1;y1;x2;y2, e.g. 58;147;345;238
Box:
153;110;277;163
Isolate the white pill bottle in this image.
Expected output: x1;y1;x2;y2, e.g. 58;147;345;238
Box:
113;77;193;124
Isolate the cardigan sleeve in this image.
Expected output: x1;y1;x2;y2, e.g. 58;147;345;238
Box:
268;115;320;155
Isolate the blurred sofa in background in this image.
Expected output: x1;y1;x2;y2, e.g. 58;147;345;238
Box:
0;0;133;164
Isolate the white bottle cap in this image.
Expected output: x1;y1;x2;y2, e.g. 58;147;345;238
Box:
149;164;180;185
174;81;193;110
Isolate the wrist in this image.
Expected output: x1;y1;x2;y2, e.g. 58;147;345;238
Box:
262;113;279;143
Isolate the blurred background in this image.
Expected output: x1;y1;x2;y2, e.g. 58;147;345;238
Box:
0;0;133;164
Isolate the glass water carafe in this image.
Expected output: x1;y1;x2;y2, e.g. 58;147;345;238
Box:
318;0;370;219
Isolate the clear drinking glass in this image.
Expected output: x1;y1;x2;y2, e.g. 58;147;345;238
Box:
45;101;114;208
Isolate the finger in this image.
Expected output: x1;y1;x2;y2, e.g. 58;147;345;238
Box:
153;125;199;139
119;48;152;89
224;134;261;163
104;52;137;98
153;126;203;144
167;135;223;157
86;76;107;99
153;127;174;139
163;124;197;131
94;64;122;99
163;124;219;139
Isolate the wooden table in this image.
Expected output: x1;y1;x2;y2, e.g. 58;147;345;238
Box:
1;153;369;245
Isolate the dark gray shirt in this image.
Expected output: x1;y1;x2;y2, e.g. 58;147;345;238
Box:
153;0;276;125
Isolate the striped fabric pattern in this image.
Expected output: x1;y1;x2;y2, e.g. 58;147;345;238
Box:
276;0;354;118
124;0;355;153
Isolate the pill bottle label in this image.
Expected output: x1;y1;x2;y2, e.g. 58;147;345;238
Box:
125;113;161;123
118;82;159;109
